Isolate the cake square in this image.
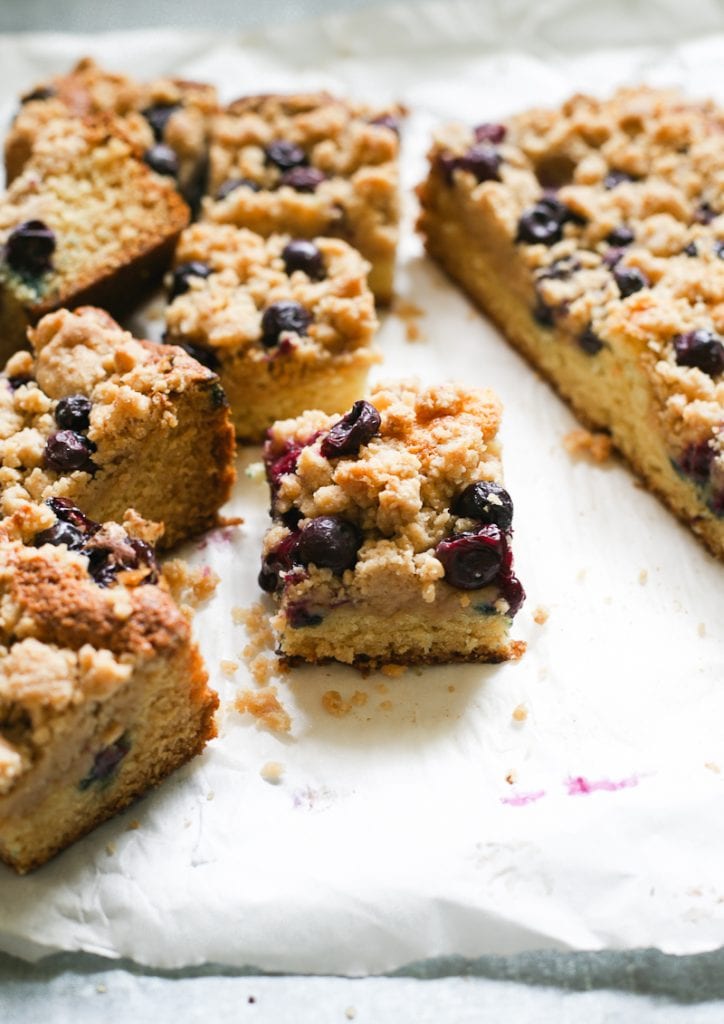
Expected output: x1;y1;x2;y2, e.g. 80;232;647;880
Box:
0;503;218;874
259;380;525;665
164;223;380;441
0;114;190;363
5;57;217;209
1;306;236;548
203;91;402;302
418;87;724;559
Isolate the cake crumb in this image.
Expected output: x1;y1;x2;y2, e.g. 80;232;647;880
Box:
698;622;707;638
232;605;246;625
238;601;277;657
105;842;116;856
705;762;721;774
638;569;649;585
345;1009;357;1021
236;687;292;733
512;704;528;723
322;690;352;717
249;652;276;686
351;690;368;707
379;700;393;711
206;791;215;801
126;819;140;831
563;428;612;463
261;760;285;784
532;605;549;625
538;666;548;680
96;983;107;995
447;684;455;693
505;770;517;785
393;298;424;342
374;682;389;694
576;568;587;583
220;659;238;677
380;663;407;678
163;560;219;607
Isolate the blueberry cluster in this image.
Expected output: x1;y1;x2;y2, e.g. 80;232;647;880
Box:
44;395;96;474
34;497;160;588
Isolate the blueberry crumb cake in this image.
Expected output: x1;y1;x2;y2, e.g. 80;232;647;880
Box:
418;88;724;558
164;223;380;441
204;92;402;302
0;503;218;874
259;380;525;665
1;306;236;548
0;114;189;363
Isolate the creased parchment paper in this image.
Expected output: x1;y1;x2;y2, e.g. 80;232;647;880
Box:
0;0;723;974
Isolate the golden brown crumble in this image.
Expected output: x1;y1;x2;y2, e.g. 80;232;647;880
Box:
563;428;614;463
235;687;292;733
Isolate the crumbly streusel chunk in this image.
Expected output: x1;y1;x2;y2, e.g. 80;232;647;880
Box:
260;380;525;665
419;88;724;553
203;92;402;301
165;224;380;440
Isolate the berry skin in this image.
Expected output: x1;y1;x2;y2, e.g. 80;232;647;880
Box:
260;301;312;347
279;167;326;192
34;520;86;551
143;144;179;177
614;266;648;298
170;260;212;299
320;401;381;458
578;326;604;355
473;123;506;144
451;481;513;530
215;177;261;200
54;394;92;431
435;526;504;590
516;198;576;246
265;140;307;171
296;516;361;575
282;240;325;280
673;329;724;376
141;103;180;141
44;431;96;474
5;220;55;275
606;224;634;247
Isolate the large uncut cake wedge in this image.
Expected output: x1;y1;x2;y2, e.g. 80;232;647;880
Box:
418;88;724;559
0;503;218;874
259;380;525;666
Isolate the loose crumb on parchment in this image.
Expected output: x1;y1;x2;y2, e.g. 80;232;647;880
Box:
321;689;369;717
381;663;408;678
236;687;292;733
639;569;649;585
512;704;528;723
392;297;424;342
532;606;549;625
220;660;238;677
163;559;220;607
260;761;285;784
563;428;612;463
698;622;707;638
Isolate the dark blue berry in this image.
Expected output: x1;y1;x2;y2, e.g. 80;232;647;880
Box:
282;239;325;280
614;266;648;297
451;481;513;529
369;113;400;134
215;177;261;200
603;248;625;269
473;123;506;144
177;340;219;372
435;526;504;590
7;375;33;390
85;535;159;588
79;736;130;789
296;516;361;575
20;85;56;105
604;169;636;189
683;242;698;257
678;439;715;484
44;431;96;473
279;166;326;192
5;220;55;275
54;394;92;431
141;103;180;141
260;301;312;347
170;261;212;299
673;329;724;376
265;140;307;171
46;497;100;536
456;144;501;183
695;202;717;225
533;295;555;327
714;241;724;260
320;400;381;459
286;604;323;629
34;519;86;551
606;224;634;247
143;144;178;177
579;326;604;355
517;200;570;246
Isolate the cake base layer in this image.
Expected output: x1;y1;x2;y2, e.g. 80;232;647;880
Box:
419;187;724;560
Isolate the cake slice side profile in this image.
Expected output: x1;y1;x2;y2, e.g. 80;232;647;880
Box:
259;380;525;666
418;88;724;559
0;503;218;874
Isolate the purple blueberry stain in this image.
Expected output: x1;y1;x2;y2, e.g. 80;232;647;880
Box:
79;735;131;790
5;220;55;277
170;260;212;300
258;529;301;592
286;604;323;629
578;325;604;355
677;439;715;485
320;400;381;459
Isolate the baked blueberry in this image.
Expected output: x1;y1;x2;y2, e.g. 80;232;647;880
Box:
517;199;571;246
320;400;381;458
473;122;507;144
7;375;33;390
451;481;513;529
614;265;648;297
5;220;55;276
265;140;307;171
695;201;717;225
20;85;56;105
456;144;501;183
606;224;634;246
286;604;323;628
673;329;724;376
78;736;130;789
46;497;100;536
679;439;715;484
282;240;325;280
296;516;361;575
141;102;181;141
369;113;400;134
44;430;96;474
34;519;86;551
170;260;212;299
714;241;724;260
215;177;261;200
603;169;636;189
279;166;326;192
533;295;555;327
683;242;698;257
258;529;302;591
54;394;92;431
578;325;604;355
177;340;220;371
260;301;312;347
143;144;179;178
435;526;504;590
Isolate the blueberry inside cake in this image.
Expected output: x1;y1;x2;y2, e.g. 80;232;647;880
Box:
259;380;525;665
418;88;724;558
0;502;217;874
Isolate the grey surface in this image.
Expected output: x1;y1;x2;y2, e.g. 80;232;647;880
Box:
2;0;724;1016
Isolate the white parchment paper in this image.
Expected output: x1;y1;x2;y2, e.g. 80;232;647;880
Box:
0;0;723;974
